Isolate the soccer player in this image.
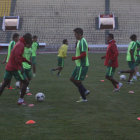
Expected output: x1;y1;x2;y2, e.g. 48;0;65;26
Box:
2;33;19;64
51;39;68;76
101;34;122;92
32;35;39;77
133;40;140;80
119;34;137;83
22;45;33;90
2;33;19;89
70;28;89;102
0;33;32;105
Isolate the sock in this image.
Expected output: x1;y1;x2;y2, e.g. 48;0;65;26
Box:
78;84;86;100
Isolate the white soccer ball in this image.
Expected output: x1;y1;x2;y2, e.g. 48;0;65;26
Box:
15;81;20;88
120;75;126;81
35;92;45;102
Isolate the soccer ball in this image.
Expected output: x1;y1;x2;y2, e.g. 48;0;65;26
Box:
35;92;45;102
15;81;20;88
120;75;126;81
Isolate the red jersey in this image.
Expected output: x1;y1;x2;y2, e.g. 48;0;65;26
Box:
104;40;119;68
6;38;29;71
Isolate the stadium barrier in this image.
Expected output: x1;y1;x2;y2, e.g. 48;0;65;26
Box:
0;43;128;54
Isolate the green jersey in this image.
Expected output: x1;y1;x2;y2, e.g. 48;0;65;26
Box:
32;42;39;57
136;40;140;56
6;41;16;62
22;47;32;69
75;38;89;67
126;41;137;61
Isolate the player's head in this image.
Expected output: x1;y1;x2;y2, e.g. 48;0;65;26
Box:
12;33;19;42
107;33;114;42
63;39;68;45
73;28;83;40
23;33;32;47
33;35;38;42
130;34;137;41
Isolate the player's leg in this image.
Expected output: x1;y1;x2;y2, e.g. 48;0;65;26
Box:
51;57;63;76
106;67;122;91
119;62;135;83
0;71;12;95
14;70;29;105
70;66;89;101
32;56;36;77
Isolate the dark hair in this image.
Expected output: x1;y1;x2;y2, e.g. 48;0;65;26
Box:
108;33;114;39
63;39;68;44
73;28;83;36
33;35;38;39
12;33;19;40
130;34;137;41
23;33;32;45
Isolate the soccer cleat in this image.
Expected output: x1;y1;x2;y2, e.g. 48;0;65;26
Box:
18;101;27;106
136;72;140;77
57;72;61;77
113;82;123;92
118;82;123;90
85;90;90;96
132;76;137;81
17;98;26;105
113;88;120;92
76;98;88;103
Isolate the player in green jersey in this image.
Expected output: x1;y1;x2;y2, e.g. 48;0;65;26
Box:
133;40;140;80
70;28;90;102
2;33;19;89
119;34;137;83
32;35;39;77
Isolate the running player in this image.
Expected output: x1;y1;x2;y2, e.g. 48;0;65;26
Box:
119;34;137;83
70;28;89;102
32;35;39;77
0;33;32;105
101;34;122;92
51;39;68;76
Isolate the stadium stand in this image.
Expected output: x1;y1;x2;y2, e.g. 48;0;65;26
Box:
0;0;140;49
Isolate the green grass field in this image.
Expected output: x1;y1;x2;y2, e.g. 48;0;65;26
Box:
0;53;140;140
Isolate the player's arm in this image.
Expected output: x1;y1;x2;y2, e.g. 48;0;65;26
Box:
130;43;136;62
2;42;12;64
72;52;86;61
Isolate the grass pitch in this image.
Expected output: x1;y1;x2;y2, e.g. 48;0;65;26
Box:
0;53;140;140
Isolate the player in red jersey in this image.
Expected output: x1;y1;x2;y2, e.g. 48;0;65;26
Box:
101;34;122;92
0;33;32;105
